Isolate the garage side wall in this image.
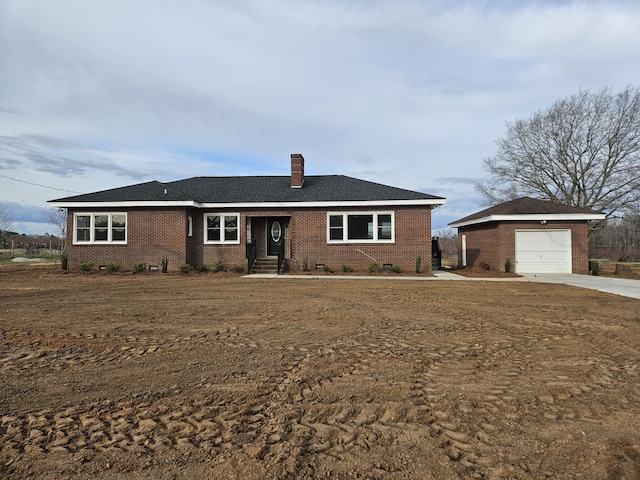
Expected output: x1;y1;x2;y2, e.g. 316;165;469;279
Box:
457;221;590;274
456;223;502;270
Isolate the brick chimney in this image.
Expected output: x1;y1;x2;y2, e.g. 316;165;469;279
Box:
290;153;304;188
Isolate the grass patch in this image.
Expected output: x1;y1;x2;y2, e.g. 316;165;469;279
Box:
595;261;640;279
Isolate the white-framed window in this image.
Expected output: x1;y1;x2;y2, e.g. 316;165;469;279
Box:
73;213;127;244
204;213;240;244
327;212;394;243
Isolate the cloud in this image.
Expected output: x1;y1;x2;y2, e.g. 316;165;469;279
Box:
1;0;640;234
1;201;48;225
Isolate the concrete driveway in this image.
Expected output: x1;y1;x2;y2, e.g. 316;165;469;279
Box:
521;273;640;300
254;271;640;300
432;270;640;300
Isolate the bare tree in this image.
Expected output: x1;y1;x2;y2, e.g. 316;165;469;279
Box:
592;201;640;260
46;208;67;243
476;86;640;218
0;203;15;244
434;229;457;260
46;207;68;267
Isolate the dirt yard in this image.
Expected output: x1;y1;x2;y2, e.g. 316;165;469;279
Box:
1;266;640;479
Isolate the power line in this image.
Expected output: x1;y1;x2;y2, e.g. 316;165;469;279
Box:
0;173;82;194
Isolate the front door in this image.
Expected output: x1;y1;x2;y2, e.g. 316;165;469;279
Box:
267;218;284;256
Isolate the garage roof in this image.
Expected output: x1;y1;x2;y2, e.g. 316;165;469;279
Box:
448;197;606;228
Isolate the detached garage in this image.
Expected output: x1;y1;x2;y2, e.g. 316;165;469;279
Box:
448;197;606;274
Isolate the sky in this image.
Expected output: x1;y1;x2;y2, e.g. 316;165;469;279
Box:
1;0;640;235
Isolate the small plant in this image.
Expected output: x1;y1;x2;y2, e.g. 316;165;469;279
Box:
132;262;146;273
342;264;354;273
79;261;94;272
213;258;225;272
178;264;191;274
302;257;309;272
504;258;512;273
590;260;600;276
161;256;169;273
196;264;210;273
415;256;422;274
322;264;333;273
232;265;245;273
368;262;381;273
106;262;122;273
61;254;68;270
391;265;401;273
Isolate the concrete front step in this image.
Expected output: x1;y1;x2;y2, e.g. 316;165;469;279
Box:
251;258;279;274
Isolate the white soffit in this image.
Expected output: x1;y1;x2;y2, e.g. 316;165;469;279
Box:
48;199;446;209
448;213;606;228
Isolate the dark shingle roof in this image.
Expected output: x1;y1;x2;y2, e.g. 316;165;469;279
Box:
50;175;444;205
449;197;604;226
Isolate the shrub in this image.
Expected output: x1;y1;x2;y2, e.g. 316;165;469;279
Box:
79;261;94;272
213;258;225;272
161;257;169;273
132;262;146;273
196;264;210;273
390;265;401;273
178;264;191;274
61;254;68;270
232;265;245;273
106;262;121;273
415;256;422;274
302;257;309;272
504;258;512;273
589;260;600;276
322;264;333;273
368;262;381;273
342;264;354;273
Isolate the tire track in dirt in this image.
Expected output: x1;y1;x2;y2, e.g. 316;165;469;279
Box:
3;274;640;478
406;316;640;479
0;325;255;374
0;325;288;471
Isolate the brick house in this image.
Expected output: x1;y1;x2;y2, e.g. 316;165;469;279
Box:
447;197;605;274
48;154;445;273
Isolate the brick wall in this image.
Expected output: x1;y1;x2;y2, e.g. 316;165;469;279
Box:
66;205;434;273
66;208;189;271
457;221;590;274
285;207;433;274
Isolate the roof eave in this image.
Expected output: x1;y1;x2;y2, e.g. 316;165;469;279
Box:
199;199;445;208
448;213;606;228
48;199;446;209
47;200;197;208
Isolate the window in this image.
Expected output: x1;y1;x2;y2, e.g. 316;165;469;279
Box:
76;215;91;242
327;212;394;243
73;213;127;244
204;213;240;244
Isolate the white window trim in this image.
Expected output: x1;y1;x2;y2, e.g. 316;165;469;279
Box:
327;211;395;243
73;212;127;244
204;213;241;244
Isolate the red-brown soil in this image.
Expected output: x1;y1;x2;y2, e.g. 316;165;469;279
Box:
1;265;640;479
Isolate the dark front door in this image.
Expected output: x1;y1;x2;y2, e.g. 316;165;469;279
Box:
267;218;284;256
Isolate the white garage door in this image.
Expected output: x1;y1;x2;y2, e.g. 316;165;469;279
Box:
515;230;572;273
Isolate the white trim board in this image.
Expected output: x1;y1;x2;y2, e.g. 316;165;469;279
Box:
448;213;605;228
